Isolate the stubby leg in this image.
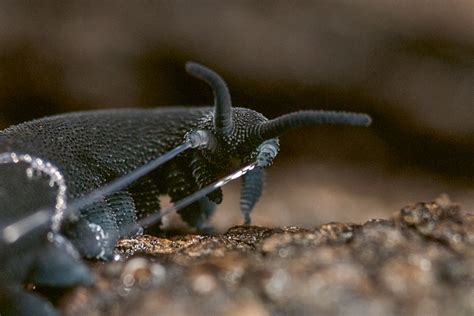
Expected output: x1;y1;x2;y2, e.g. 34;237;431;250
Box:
190;151;222;204
63;200;119;260
166;162;204;229
128;174;162;223
28;234;93;287
106;191;142;237
240;167;265;225
196;197;217;234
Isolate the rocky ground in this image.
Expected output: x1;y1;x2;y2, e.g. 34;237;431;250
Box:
59;200;474;316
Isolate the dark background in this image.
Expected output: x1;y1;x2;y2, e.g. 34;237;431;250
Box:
0;1;472;228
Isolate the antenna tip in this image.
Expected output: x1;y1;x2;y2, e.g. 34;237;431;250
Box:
362;114;372;126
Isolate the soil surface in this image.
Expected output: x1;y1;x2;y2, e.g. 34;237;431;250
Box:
60;200;474;316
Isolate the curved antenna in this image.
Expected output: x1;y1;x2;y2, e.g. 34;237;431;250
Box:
185;62;233;136
252;110;372;141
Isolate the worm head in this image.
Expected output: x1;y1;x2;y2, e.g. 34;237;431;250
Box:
185;62;371;224
197;107;278;167
185;62;280;170
185;62;371;170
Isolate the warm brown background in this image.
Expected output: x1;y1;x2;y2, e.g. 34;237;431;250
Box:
0;1;472;229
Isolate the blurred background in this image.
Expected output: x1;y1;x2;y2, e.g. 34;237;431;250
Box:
0;1;472;229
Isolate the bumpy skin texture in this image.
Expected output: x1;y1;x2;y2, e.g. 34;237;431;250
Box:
0;63;371;316
0;107;269;259
0;106;271;315
2;108;187;255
